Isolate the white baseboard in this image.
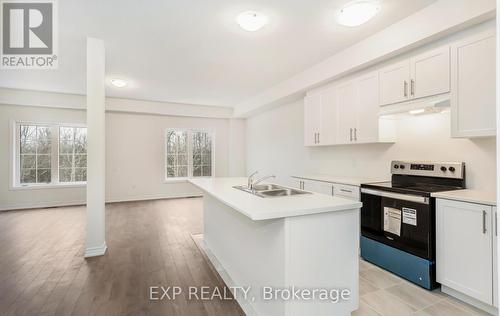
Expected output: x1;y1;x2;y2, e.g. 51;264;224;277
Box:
0;194;203;212
0;200;86;211
441;285;498;315
84;242;107;258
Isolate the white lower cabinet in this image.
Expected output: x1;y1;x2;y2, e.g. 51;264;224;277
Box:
294;177;360;201
436;198;497;308
296;178;334;196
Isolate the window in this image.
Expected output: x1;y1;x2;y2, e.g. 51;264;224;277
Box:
166;130;188;178
14;122;87;187
165;129;214;179
59;127;87;183
19;125;52;184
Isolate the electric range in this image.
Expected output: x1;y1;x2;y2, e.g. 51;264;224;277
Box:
360;161;465;289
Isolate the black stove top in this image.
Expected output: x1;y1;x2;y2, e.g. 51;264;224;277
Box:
362;181;464;197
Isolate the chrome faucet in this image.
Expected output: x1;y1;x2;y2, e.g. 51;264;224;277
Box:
251;175;276;189
247;170;259;189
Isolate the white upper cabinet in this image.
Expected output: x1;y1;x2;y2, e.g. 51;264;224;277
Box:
304;86;339;146
320;86;339;145
451;30;496;138
304;71;395;146
379;46;450;106
304;93;321;146
379;60;410;106
337;81;357;144
355;72;380;143
410;46;450;99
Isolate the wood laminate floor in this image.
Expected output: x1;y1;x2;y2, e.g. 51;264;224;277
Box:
0;198;244;316
0;198;491;316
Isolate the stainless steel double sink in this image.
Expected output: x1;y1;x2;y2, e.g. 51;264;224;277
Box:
233;184;311;198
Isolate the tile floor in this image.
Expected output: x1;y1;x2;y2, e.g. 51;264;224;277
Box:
356;258;490;316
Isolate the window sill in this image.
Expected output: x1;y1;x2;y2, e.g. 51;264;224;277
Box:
10;182;87;191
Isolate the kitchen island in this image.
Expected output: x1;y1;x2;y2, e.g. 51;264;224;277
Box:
189;177;362;316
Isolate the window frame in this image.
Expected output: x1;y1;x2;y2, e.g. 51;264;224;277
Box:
10;120;87;190
164;128;215;181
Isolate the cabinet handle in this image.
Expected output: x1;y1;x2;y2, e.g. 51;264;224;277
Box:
404;81;408;97
340;189;352;193
318;132;320;144
410;79;415;97
314;133;317;144
354;128;357;141
350;128;353;142
483;210;487;234
331;186;334;196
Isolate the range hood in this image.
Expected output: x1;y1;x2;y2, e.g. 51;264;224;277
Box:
379;94;450;116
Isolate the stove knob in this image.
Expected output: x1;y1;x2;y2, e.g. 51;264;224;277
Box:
399;165;405;169
394;165;399;169
440;166;447;172
449;166;456;172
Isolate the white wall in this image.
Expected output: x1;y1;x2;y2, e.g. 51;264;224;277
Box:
0;103;246;210
246;100;496;190
105;111;244;202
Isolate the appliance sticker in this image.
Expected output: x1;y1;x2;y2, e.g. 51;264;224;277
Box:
402;207;417;226
383;207;401;236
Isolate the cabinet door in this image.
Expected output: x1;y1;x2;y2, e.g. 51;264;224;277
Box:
301;179;333;195
410;46;450;99
451;30;496;138
379;60;410;106
319;86;338;145
337;82;357;144
355;71;380;143
304;94;321;146
436;199;493;305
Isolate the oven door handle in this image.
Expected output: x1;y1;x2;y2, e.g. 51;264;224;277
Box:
361;188;429;204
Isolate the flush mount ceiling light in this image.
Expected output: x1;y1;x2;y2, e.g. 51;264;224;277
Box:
336;0;381;27
110;78;127;88
236;11;268;32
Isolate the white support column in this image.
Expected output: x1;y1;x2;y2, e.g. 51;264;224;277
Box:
85;37;107;258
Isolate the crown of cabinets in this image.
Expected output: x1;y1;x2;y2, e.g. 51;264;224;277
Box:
304;71;395;146
379;46;451;106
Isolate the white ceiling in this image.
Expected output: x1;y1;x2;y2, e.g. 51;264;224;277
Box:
0;0;436;107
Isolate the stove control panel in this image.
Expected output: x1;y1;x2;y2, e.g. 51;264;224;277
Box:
391;161;465;179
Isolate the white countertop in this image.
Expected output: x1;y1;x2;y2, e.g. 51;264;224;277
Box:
291;174;388;186
432;189;496;206
189;177;362;221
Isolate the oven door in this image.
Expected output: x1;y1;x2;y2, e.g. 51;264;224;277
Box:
361;188;433;260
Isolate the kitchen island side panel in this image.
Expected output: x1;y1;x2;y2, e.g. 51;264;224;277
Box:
284;209;360;316
203;194;287;316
